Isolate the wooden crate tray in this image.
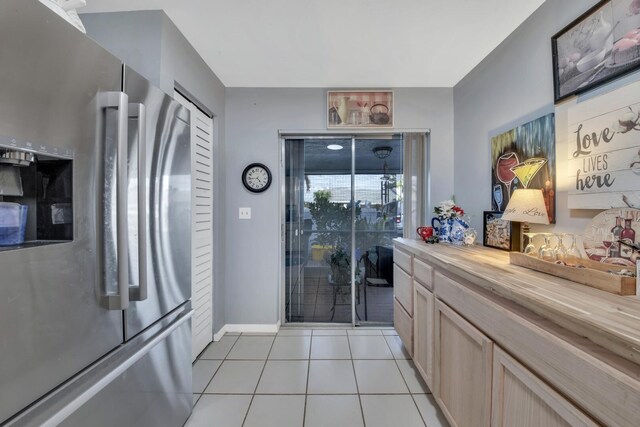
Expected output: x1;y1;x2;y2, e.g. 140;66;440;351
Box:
509;252;636;296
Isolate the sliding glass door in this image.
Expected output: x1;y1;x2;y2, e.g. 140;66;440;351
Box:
354;136;403;324
283;135;403;325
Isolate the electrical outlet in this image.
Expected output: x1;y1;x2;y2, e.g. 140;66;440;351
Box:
239;207;251;219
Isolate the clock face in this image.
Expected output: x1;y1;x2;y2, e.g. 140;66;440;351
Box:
242;163;272;193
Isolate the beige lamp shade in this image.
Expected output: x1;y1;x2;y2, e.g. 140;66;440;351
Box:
502;189;550;225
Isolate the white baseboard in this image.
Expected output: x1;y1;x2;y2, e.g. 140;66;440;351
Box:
213;325;227;342
214;322;281;340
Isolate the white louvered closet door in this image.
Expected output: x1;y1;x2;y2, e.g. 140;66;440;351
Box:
175;92;214;361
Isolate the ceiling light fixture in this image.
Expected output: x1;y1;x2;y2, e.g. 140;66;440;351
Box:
327;144;343;151
373;146;392;159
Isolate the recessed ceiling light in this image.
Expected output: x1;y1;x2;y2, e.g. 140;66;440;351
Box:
327;144;343;151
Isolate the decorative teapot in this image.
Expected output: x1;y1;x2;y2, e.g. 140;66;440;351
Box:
431;217;453;243
369;104;390;125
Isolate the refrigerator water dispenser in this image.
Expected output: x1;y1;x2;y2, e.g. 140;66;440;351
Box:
0;146;73;248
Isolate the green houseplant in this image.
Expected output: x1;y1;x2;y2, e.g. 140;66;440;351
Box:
308;190;357;286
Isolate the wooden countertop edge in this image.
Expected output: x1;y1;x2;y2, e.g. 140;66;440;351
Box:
394;238;640;365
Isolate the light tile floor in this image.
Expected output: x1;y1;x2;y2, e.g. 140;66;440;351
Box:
186;328;449;427
288;270;395;323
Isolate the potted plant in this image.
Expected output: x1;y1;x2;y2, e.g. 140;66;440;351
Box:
308;190;358;286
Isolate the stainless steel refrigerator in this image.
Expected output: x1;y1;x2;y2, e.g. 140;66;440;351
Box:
0;1;193;426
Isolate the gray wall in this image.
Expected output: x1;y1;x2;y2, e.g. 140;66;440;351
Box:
82;11;227;334
224;88;453;325
453;0;640;234
81;11;163;88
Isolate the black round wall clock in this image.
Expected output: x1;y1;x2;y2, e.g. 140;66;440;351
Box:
242;163;272;193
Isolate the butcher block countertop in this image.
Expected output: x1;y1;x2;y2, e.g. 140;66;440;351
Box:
394;238;640;366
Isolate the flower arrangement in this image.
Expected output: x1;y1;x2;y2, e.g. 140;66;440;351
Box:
434;200;465;221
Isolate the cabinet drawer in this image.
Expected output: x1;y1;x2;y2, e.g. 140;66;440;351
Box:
414;257;434;290
393;264;413;315
393;247;412;274
492;347;597;427
394;297;413;356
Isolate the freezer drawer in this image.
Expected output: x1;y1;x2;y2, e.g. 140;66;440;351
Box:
7;304;193;427
60;309;193;427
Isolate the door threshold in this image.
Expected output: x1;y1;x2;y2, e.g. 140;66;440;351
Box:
281;322;394;329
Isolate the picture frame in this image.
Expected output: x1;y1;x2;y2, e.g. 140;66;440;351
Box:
552;0;640;103
491;113;556;223
327;90;393;128
483;211;521;252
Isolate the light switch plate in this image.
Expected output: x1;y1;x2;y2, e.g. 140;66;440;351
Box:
239;207;251;219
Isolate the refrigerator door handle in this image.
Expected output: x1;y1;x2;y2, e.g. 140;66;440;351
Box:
128;103;148;302
102;91;130;310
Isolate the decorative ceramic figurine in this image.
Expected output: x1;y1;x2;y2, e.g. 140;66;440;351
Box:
463;228;477;245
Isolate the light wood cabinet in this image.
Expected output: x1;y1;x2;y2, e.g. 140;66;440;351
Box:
492;347;598;427
435;300;493;427
395;239;640;427
413;280;434;389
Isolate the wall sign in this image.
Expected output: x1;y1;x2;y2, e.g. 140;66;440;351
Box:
567;79;640;209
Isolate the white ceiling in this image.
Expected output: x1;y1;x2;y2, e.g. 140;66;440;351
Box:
81;0;546;88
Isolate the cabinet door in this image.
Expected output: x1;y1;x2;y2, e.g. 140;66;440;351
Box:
413;281;434;390
435;300;493;427
492;347;598;427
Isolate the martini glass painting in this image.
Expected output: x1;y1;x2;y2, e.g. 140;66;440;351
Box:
496;152;519;199
510;158;547;189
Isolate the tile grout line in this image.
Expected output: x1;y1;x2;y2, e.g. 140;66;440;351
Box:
381;333;428;427
303;333;313;427
239;333;276;427
188;334;241;425
346;333;367;427
196;336;236;395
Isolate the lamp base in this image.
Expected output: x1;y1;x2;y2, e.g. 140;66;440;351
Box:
519;222;529;253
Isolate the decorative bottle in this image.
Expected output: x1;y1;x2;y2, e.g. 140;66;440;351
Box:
610;216;623;258
620;218;636;259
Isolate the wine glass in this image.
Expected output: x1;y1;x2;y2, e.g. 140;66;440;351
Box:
567;234;583;263
496;152;519;199
523;232;537;255
553;233;568;262
493;184;503;211
602;232;615;258
538;234;555;262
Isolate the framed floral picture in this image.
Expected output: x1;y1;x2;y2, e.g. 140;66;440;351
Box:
552;0;640;103
483;211;521;251
327;90;393;128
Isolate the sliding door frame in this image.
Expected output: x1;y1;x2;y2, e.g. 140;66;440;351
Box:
279;129;430;327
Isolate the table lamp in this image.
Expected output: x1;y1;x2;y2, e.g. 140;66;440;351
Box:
502;189;550;252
